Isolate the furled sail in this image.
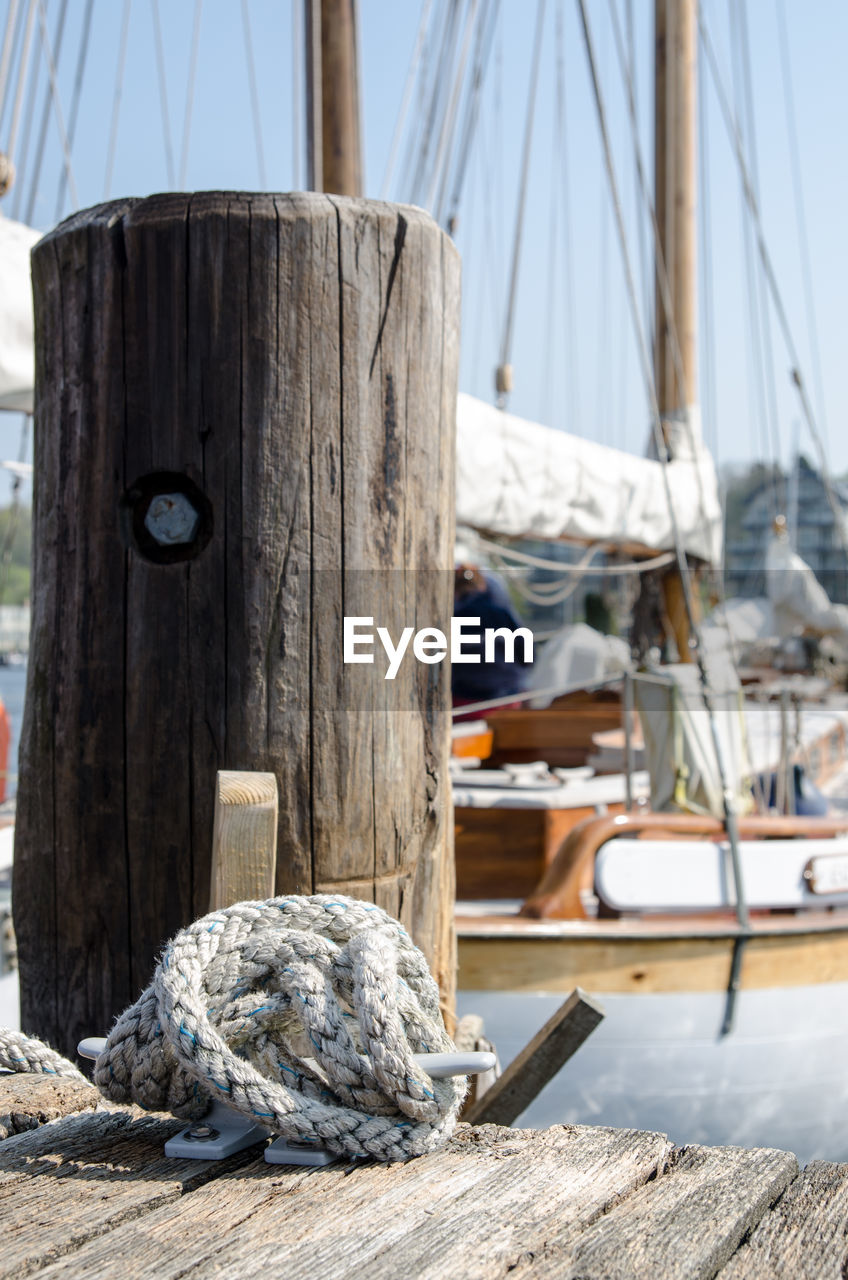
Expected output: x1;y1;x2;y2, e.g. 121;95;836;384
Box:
0;215;41;413
456;392;723;565
766;531;848;638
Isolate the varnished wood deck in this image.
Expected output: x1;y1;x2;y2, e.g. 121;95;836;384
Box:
1;1076;846;1277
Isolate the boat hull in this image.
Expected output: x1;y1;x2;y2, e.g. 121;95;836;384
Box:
457;916;848;1162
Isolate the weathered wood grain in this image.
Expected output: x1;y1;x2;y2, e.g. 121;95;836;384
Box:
0;1107;262;1274
17;192;460;1056
716;1160;848;1278
209;771;278;909
463;988;605;1127
0;1074;97;1140
6;1108;845;1280
510;1143;798;1279
17;201;134;1050
14;1121;671;1279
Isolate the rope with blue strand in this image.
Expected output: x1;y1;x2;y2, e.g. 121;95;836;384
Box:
0;894;466;1162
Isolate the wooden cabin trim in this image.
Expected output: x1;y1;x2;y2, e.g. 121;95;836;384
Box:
520;811;848;920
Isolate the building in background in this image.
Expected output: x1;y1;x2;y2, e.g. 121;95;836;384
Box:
724;456;848;604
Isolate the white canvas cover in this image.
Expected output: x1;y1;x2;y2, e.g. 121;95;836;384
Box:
456;393;722;564
634;657;753;817
765;533;848;638
0;214;40;413
526;623;630;708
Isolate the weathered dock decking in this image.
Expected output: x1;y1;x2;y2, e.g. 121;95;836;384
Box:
2;1076;846;1278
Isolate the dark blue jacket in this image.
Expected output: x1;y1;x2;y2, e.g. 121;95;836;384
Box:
451;579;532;700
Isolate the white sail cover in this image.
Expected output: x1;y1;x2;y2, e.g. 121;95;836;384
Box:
766;533;848;638
456;393;722;564
0;215;41;413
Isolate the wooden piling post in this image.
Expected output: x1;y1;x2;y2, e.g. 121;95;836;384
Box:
15;192;459;1056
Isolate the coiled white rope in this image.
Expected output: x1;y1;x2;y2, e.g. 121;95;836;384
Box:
0;1027;86;1079
0;894;466;1162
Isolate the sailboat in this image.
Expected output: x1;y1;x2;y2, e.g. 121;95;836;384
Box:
444;2;848;1163
3;0;848;1162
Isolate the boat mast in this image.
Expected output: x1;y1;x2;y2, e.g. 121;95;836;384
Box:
655;0;698;661
304;0;363;196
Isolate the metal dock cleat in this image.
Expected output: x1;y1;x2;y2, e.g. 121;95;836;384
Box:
78;1037;496;1166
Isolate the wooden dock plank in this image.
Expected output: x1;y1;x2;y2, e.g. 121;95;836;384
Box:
9;1105;846;1279
352;1126;672;1280
0;1109;261;1274
511;1143;798;1279
716;1160;848;1278
0;1075;98;1140
7;1121;671;1279
130;1125;668;1280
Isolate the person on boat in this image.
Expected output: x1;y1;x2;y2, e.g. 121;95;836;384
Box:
452;565;533;716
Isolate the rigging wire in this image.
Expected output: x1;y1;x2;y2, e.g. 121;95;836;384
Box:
496;0;546;407
178;0;203;189
776;0;829;453
428;0;477;216
466;111;491;394
241;0;266;189
28;0;77;215
596;168;610;438
540;76;559;426
697;7;848;573
408;0;461;208
466;132;488;397
380;0;433;199
469;103;502;395
555;1;579;430
739;0;782;478
615;5;633;449
396;0;443;203
103;0;131;200
55;0;93;220
7;0;39;214
23;0;68;223
730;0;782;513
2;0;35;161
0;1;23;132
493;3;504;305
442;0;500;232
623;0;651;353
150;0;175;189
725;0;773;516
593;14;610;438
577;0;750;929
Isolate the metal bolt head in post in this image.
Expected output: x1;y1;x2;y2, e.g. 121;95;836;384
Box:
144;493;201;546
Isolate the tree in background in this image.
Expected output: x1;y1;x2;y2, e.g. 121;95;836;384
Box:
0;505;31;606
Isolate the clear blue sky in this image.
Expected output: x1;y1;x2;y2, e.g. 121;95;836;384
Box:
1;0;846;507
